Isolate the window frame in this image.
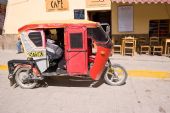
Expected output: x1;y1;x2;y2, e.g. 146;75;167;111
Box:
27;30;45;48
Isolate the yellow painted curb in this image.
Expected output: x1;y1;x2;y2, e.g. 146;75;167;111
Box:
128;70;170;79
0;65;8;70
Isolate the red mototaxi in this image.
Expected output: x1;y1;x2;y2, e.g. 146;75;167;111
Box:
8;20;127;89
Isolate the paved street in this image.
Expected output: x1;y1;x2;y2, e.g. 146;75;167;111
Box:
0;50;170;113
0;75;170;113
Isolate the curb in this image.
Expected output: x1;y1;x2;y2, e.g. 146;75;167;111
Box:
0;65;170;79
0;65;8;70
128;70;170;79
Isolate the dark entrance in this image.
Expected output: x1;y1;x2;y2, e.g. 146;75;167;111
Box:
88;10;111;28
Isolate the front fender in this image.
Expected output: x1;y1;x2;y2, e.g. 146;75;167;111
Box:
90;46;111;80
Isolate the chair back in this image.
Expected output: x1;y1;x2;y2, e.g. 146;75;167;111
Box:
123;36;136;56
113;37;121;45
150;36;160;46
138;37;149;45
124;36;135;47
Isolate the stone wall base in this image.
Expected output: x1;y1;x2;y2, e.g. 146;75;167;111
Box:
0;34;18;50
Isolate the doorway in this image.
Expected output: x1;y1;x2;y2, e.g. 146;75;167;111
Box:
88;10;111;26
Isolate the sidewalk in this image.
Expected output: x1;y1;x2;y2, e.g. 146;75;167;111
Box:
0;50;170;78
110;54;170;78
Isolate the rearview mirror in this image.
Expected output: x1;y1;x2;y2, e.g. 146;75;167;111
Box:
106;25;110;35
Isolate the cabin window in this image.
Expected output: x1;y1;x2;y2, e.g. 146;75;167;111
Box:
28;32;42;47
87;27;108;43
70;33;83;49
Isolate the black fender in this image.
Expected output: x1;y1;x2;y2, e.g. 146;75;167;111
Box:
8;59;34;75
8;59;40;86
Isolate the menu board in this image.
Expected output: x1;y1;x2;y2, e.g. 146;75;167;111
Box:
118;6;133;32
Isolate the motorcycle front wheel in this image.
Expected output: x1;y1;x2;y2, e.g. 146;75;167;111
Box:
104;64;128;86
15;67;37;89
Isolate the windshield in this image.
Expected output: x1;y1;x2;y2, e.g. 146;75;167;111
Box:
87;26;109;43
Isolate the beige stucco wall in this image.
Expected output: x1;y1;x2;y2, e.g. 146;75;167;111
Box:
111;3;170;35
4;0;86;34
1;0;111;50
3;0;111;34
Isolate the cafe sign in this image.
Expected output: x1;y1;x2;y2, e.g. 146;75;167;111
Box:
86;0;111;8
45;0;68;12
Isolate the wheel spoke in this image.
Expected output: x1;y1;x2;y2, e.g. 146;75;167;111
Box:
104;64;127;86
107;71;119;81
15;67;37;89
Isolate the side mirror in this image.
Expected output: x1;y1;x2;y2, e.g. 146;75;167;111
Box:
106;25;110;35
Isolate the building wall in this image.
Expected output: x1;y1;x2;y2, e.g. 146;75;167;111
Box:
0;3;6;34
2;0;110;50
4;0;111;34
4;0;86;34
111;3;170;35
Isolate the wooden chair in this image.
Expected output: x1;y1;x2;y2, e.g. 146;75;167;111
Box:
139;37;150;54
113;37;122;54
123;36;136;56
150;37;163;55
167;47;170;57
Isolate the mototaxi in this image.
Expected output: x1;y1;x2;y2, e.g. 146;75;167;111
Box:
8;20;127;89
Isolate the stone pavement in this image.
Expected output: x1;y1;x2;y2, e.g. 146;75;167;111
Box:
0;50;170;78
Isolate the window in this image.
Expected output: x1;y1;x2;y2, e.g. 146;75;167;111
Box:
70;33;83;49
149;20;169;37
28;32;42;47
118;6;133;32
74;9;85;19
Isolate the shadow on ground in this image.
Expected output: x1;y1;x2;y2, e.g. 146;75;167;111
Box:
41;76;105;88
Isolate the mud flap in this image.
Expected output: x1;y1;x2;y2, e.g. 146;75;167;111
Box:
8;75;16;87
89;67;107;88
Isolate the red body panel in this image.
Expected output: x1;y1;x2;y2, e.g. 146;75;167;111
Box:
90;46;111;80
67;52;87;75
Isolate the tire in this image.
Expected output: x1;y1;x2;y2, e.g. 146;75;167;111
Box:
15;67;37;89
104;64;128;86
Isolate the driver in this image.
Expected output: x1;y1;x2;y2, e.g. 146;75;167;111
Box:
45;30;63;60
45;30;65;73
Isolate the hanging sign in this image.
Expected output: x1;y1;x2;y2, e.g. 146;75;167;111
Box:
86;0;111;8
45;0;69;12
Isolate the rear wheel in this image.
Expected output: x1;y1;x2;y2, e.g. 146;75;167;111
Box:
15;67;37;89
104;64;127;86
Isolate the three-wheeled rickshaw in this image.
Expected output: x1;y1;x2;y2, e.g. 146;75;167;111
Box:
8;20;127;89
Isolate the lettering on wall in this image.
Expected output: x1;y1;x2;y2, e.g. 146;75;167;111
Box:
45;0;68;12
86;0;111;8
